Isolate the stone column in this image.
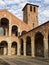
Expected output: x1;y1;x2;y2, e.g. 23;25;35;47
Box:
8;43;11;55
44;37;48;58
44;30;48;58
31;37;35;57
17;42;20;56
23;39;26;56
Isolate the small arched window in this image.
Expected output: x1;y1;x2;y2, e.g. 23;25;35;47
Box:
30;5;32;11
12;25;18;36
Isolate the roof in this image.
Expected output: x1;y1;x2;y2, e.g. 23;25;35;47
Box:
22;3;39;11
0;9;31;31
19;21;49;37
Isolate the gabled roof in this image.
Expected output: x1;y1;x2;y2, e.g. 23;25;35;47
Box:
19;21;49;37
0;9;31;31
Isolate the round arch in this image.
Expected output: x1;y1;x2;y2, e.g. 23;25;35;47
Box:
0;18;9;36
26;36;31;56
35;32;44;57
12;25;18;36
11;41;17;55
1;41;8;46
21;31;27;35
1;18;9;28
0;41;8;55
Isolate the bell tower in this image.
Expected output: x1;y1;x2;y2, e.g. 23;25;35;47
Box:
22;3;39;29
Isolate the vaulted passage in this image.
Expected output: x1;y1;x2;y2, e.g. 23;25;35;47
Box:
20;39;24;55
26;36;31;56
35;32;44;57
11;42;17;55
0;41;8;55
12;25;18;36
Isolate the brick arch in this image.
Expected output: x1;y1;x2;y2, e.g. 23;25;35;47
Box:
11;24;18;29
1;41;8;46
0;41;8;55
34;31;44;37
0;17;9;28
21;30;27;35
35;31;44;38
12;25;18;36
11;41;17;55
34;31;44;57
0;17;9;36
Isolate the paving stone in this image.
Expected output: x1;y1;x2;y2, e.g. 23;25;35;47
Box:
0;56;49;65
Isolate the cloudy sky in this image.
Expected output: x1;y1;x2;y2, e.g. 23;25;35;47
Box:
0;0;49;25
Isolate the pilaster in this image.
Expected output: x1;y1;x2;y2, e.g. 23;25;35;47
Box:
23;39;26;56
31;37;35;57
17;42;20;56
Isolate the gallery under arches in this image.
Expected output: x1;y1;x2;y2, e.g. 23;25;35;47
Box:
0;18;9;36
26;36;31;56
0;41;8;55
35;32;44;57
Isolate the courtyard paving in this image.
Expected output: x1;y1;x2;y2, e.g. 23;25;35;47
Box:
0;56;49;65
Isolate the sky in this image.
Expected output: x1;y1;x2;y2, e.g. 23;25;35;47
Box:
0;0;49;25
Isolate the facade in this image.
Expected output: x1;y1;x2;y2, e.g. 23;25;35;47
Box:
0;3;49;58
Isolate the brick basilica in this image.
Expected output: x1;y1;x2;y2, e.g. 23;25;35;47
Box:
0;3;49;58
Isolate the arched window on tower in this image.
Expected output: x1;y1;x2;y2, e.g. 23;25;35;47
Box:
30;5;32;12
34;7;36;12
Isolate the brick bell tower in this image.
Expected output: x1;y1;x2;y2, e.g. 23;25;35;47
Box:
22;3;39;29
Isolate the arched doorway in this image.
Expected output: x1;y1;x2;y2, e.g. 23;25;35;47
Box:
0;41;8;55
35;32;44;57
0;18;9;36
12;25;18;36
11;42;17;55
26;36;31;56
20;39;24;55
